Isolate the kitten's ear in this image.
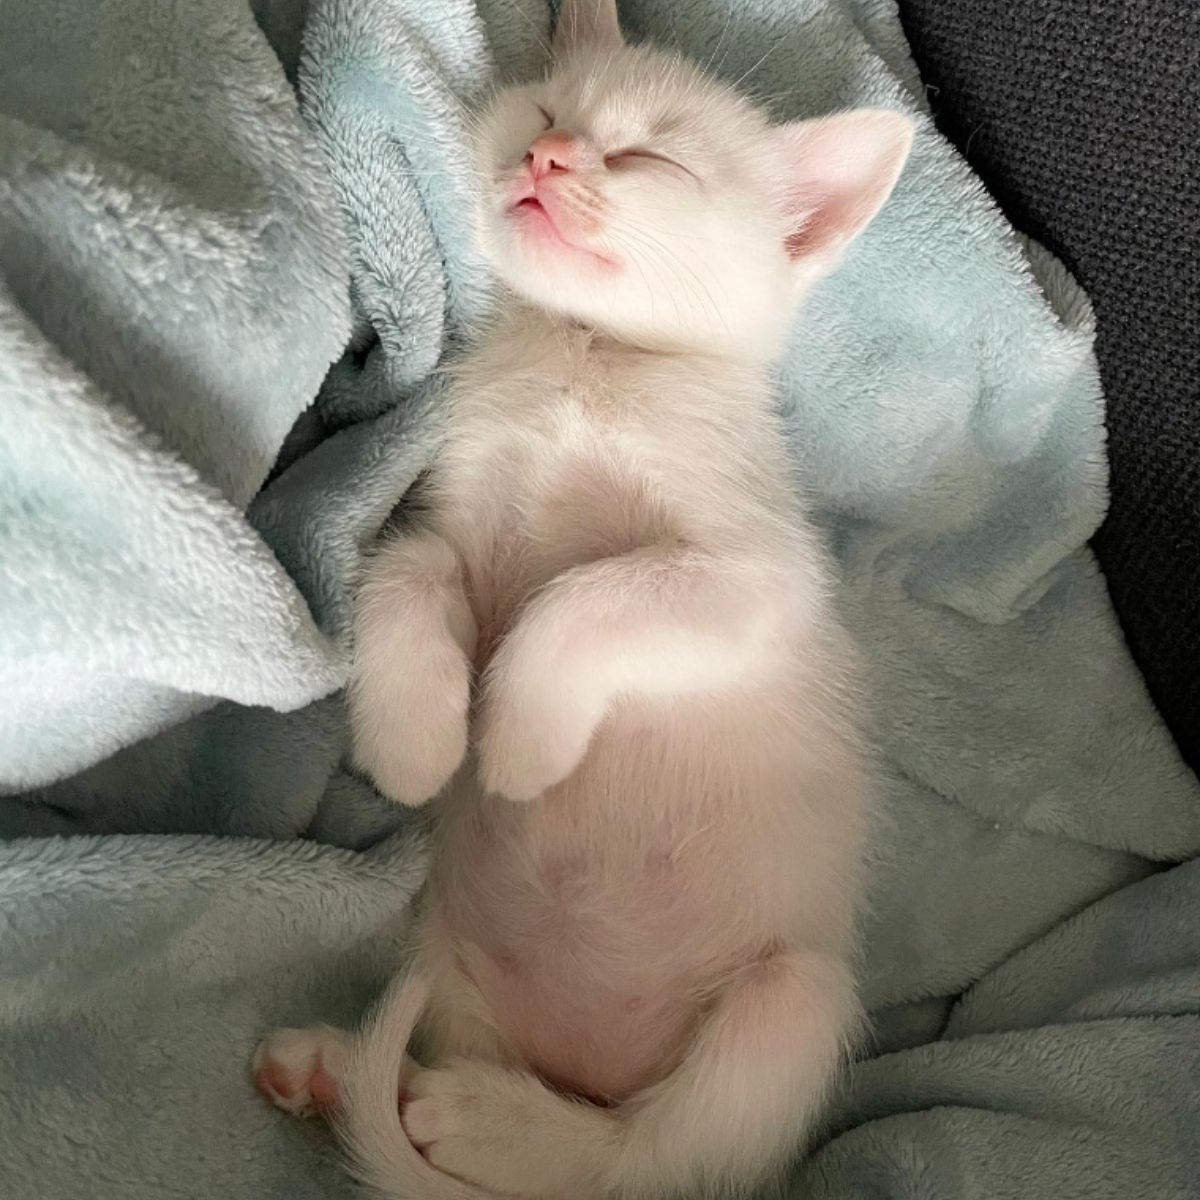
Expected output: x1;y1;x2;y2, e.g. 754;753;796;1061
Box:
553;0;623;58
777;110;914;266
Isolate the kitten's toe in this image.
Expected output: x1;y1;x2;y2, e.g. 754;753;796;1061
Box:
400;1064;511;1188
252;1026;351;1118
402;1061;610;1195
400;1067;467;1164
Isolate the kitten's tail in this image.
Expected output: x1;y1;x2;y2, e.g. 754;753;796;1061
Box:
335;971;493;1200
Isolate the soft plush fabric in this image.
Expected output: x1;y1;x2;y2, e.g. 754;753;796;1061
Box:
0;1;1196;1198
895;0;1200;771
0;0;358;790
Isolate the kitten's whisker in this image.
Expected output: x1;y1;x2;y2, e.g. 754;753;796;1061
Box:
616;224;730;342
699;5;739;82
480;0;553;61
728;39;787;93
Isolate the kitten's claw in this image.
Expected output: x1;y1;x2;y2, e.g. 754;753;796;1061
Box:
252;1026;351;1118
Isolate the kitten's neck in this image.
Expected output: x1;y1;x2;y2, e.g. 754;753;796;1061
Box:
501;298;774;369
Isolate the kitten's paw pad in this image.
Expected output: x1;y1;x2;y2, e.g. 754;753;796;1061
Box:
476;702;591;802
252;1027;350;1118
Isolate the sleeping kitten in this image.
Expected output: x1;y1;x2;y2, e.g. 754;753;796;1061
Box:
253;2;912;1196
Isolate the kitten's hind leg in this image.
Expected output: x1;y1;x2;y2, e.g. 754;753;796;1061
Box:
477;545;784;801
613;948;858;1197
394;950;854;1197
350;530;477;805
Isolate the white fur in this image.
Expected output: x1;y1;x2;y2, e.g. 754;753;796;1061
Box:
254;3;913;1196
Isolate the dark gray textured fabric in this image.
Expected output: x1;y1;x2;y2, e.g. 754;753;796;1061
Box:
896;0;1200;770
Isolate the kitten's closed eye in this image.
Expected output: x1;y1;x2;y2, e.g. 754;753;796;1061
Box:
604;148;694;180
535;104;554;129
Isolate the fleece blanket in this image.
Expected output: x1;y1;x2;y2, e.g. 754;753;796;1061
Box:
1;0;1197;1197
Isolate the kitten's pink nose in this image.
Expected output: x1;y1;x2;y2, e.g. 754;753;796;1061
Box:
526;130;578;179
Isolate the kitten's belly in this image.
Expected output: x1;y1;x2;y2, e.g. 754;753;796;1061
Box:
433;773;741;1100
469;948;694;1102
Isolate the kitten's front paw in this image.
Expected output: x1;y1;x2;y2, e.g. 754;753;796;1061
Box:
476;690;593;802
355;708;468;807
252;1026;352;1118
351;643;470;806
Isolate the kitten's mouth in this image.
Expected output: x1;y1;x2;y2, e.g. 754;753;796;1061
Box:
506;192;617;270
515;196;547;217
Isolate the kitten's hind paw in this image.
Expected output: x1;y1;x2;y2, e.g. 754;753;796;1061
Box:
403;1061;615;1195
252;1026;352;1118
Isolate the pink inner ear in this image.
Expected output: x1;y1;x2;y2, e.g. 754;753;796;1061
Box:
779;110;914;261
784;195;871;259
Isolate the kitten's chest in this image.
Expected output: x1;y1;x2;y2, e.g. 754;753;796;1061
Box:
434;381;671;639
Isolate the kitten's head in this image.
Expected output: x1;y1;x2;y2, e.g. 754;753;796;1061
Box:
473;0;914;359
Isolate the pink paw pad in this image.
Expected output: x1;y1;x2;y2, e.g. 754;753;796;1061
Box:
251;1028;348;1118
308;1066;340;1111
254;1062;299;1102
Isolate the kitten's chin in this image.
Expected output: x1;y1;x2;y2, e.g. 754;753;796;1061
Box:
503;205;620;273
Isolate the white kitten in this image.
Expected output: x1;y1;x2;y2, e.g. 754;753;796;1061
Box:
254;3;912;1196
